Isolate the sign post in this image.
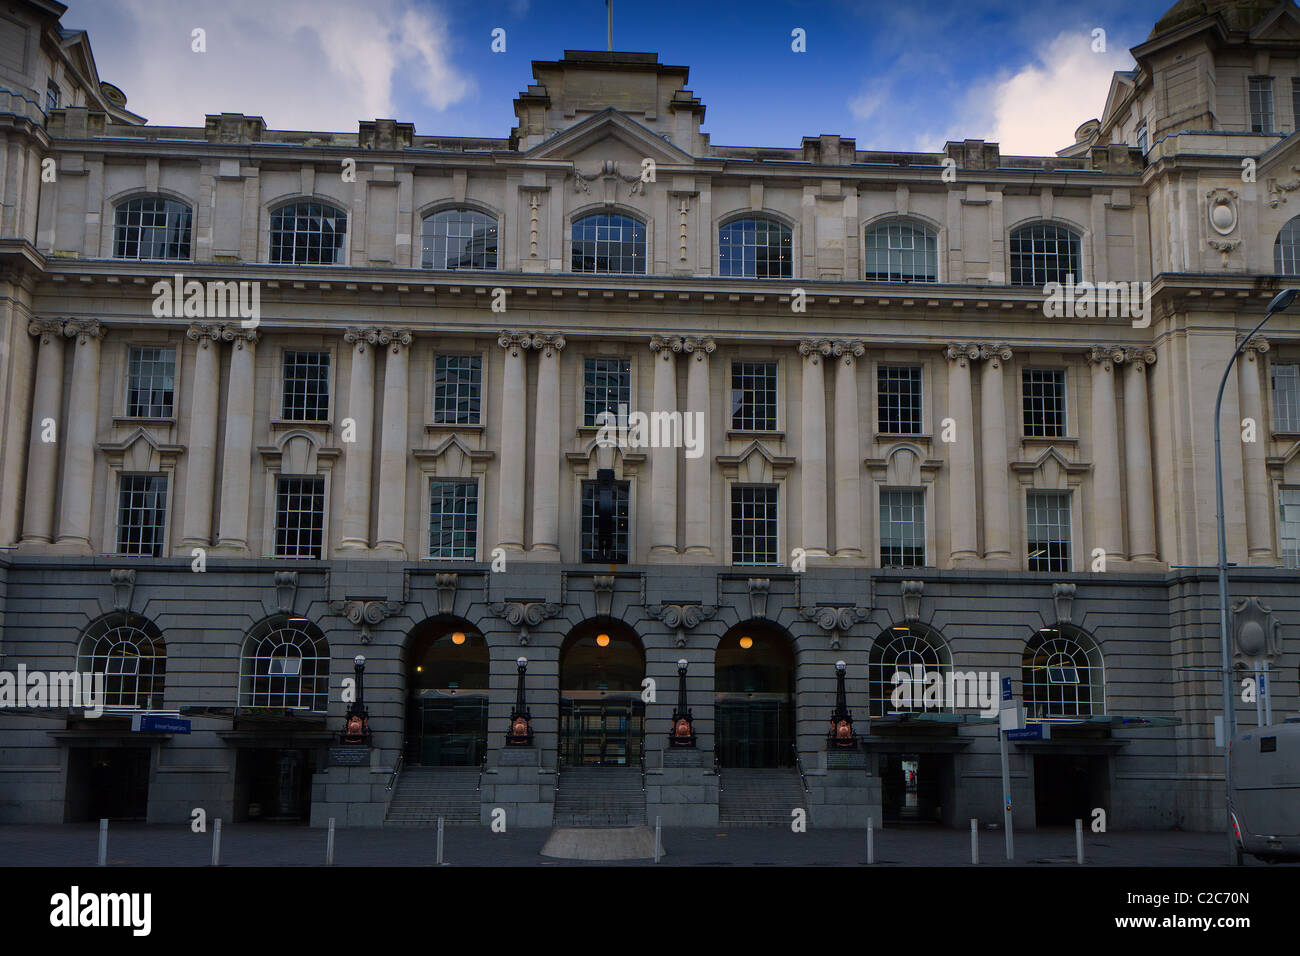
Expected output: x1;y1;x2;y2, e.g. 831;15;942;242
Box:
998;677;1019;861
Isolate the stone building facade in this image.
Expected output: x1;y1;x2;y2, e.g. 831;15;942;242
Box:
0;0;1298;830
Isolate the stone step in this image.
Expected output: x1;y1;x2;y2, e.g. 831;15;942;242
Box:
385;767;482;826
718;769;807;827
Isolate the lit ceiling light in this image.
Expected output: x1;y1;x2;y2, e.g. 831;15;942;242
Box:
416;665;423;672
739;636;753;650
596;633;610;647
451;631;466;645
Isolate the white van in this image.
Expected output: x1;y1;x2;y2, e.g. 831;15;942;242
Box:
1229;718;1300;864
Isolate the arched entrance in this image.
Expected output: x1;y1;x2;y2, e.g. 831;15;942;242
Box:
559;620;645;767
404;618;489;766
715;621;796;768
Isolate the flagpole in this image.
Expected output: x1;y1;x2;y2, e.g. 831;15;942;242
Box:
607;0;613;50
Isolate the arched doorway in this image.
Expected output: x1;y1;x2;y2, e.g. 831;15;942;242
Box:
405;618;489;766
715;621;796;768
559;620;645;767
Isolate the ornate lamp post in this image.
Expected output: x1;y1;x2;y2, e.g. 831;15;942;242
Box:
668;658;695;747
341;654;371;744
828;660;856;748
506;656;533;746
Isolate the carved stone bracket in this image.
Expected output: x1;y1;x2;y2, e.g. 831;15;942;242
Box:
109;568;136;613
593;575;616;617
747;578;770;620
434;573;458;615
799;605;870;649
498;330;566;357
648;603;718;647
570;159;647;196
900;580;924;622
1052;582;1077;625
491;601;562;645
274;571;298;615
329;599;406;644
1231;596;1283;668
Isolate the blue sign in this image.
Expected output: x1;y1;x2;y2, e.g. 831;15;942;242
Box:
1001;677;1013;702
1005;724;1049;741
139;716;191;734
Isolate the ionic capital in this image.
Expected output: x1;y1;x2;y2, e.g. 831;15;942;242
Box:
681;336;715;356
62;319;105;344
28;320;64;344
649;334;684;353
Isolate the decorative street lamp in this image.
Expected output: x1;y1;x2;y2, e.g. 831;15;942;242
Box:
506;656;533;746
341;654;371;744
668;658;695;747
1212;286;1297;864
828;660;856;748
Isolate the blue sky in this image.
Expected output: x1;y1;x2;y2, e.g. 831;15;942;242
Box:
66;0;1173;154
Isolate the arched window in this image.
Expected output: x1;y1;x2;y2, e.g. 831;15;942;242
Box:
1009;222;1081;286
269;201;347;265
113;196;192;260
77;614;166;710
1275;216;1300;275
1021;626;1104;719
715;622;796;768
421;208;498;270
863;219;938;283
239;617;329;711
718;216;792;278
571;212;646;274
868;624;952;717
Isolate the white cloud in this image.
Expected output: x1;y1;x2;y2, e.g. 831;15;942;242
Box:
954;30;1133;155
68;0;473;129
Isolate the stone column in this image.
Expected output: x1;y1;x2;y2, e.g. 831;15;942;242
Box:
20;321;65;546
215;327;259;553
683;336;714;556
180;323;223;548
338;328;376;550
1238;340;1272;564
979;344;1013;566
54;320;105;553
496;333;528;553
529;333;564;557
1088;346;1124;562
798;339;830;558
1122;347;1158;563
649;335;681;556
945;344;978;565
832;340;864;558
374;329;412;556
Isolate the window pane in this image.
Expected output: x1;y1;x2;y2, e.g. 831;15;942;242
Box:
1022;368;1066;438
116;474;168;557
429;479;478;560
1250;77;1274;133
571;213;646;274
126;346;176;418
1280;487;1300;569
1027;492;1071;572
580;480;630;562
1009;223;1080;286
731;485;778;565
731;361;778;430
422;209;498;270
719;218;792;278
877;365;922;434
583;357;631;426
433;354;482;424
1273;364;1300;431
880;489;925;567
281;350;330;421
274;476;325;558
113;197;193;261
864;220;938;282
269;202;347;265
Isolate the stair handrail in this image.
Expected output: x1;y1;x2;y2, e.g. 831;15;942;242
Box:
713;755;723;793
792;742;811;794
386;750;405;793
475;749;487;792
639;747;646;793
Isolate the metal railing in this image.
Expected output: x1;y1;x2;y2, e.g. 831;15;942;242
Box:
713;755;723;793
475;750;487;792
639;748;647;792
386;751;404;793
792;743;811;793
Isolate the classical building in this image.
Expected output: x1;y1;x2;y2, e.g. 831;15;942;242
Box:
0;0;1298;831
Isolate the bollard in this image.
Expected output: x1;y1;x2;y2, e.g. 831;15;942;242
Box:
866;817;874;865
437;817;444;865
211;818;222;866
970;818;979;865
97;818;107;867
1075;819;1084;865
326;818;335;866
654;815;662;864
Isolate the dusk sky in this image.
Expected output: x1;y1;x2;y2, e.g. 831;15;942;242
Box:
67;0;1172;154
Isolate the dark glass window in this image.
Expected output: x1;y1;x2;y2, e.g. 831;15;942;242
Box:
731;485;778;565
429;479;478;560
114;197;192;260
270;201;347;265
583;358;630;427
116;474;168;557
422;209;498;270
281;350;330;421
864;220;938;282
274;477;325;559
1027;492;1071;572
1009;223;1080;286
877;365;922;434
433;355;482;425
718;217;792;278
731;361;778;431
126;346;176;418
580;479;630;563
572;213;646;274
1022;368;1066;438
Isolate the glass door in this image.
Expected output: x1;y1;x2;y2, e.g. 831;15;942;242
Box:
559;696;645;766
715;698;794;768
405;695;488;766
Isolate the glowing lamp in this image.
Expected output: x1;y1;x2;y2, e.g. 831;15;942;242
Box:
739;636;753;650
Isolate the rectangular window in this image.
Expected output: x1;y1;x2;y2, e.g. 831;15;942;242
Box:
1272;363;1300;432
1280;488;1300;569
125;346;176;418
877;365;923;434
880;489;925;567
731;484;778;565
583;357;631;427
1022;369;1067;438
429;479;478;560
281;350;330;422
731;361;778;431
1250;77;1275;133
1293;79;1300;131
433;355;482;425
274;476;325;559
580;479;630;563
1027;491;1072;572
1136;122;1148;154
116;474;168;557
45;80;60;111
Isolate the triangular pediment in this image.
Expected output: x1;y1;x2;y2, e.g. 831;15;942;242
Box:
524;108;695;165
1251;2;1300;41
1255;128;1300;176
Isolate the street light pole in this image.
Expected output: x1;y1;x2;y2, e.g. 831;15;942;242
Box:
1212;287;1296;864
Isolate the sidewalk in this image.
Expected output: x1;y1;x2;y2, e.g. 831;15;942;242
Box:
2;823;1290;866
